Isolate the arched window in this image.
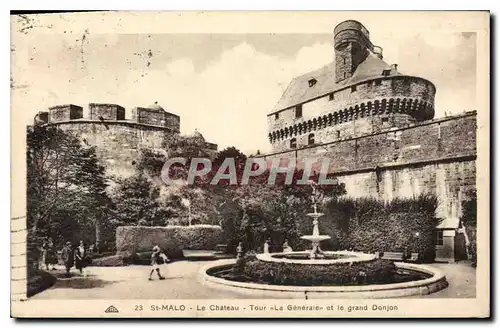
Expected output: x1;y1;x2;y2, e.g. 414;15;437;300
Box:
290;138;297;149
308;133;315;145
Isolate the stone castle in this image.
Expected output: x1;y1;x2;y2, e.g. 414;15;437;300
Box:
262;20;477;262
32;20;476;262
34;102;217;177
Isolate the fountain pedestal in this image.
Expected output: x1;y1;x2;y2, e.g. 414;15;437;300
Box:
300;210;331;259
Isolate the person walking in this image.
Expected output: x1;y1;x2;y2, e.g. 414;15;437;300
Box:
61;241;74;276
148;245;169;281
43;238;57;270
75;240;88;276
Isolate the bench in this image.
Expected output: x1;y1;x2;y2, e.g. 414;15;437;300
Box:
215;244;228;254
381;252;405;261
182;250;216;259
407;252;419;262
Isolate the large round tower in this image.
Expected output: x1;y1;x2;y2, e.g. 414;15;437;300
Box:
267;19;436;152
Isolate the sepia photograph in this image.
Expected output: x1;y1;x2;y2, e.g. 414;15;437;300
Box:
10;10;490;318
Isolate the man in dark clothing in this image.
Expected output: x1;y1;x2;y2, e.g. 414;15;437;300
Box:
61;241;74;275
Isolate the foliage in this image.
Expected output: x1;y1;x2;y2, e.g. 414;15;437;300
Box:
461;189;477;227
115;225;224;258
27;125;112;253
325;194;441;262
112;174;167;227
27;268;57;297
460;189;477;266
234;254;396;286
89;254;128;267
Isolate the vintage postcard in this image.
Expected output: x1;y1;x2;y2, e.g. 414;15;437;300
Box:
11;11;490;318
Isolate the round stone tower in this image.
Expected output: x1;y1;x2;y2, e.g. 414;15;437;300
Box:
334;20;377;83
266;19;437;152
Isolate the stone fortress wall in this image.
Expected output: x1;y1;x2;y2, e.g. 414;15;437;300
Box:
262;111;476;262
261;19;477;262
35;103;199;178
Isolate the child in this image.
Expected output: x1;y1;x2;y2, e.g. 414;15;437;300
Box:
148;245;170;281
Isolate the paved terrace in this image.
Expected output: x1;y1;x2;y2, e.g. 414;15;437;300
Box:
31;261;476;300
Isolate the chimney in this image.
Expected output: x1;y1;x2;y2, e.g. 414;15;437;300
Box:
391;64;398;71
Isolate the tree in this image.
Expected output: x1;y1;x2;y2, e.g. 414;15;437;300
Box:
112;174;166;226
27;125;111;250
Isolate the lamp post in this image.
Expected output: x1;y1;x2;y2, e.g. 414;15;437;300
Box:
181;198;191;226
414;232;421;263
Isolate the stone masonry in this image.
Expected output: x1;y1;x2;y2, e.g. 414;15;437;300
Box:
35;102;215;178
262;20;477;262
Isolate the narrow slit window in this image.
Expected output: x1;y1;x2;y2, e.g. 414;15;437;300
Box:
290;138;297;149
351;85;357;92
295;105;303;118
275;112;279;120
329;93;334;101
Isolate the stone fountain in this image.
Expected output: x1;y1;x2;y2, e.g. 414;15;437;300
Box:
300;180;331;259
201;181;449;298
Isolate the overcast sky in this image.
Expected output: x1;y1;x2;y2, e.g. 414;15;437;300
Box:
11;12;479;154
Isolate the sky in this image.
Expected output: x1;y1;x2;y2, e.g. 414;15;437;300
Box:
11;12;479;154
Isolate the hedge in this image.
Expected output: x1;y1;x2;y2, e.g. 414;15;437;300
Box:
234;254;396;286
27;268;57;297
90;254;129;267
116;225;223;257
324;194;440;262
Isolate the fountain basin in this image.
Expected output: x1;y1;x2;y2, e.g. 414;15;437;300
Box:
258;251;377;265
300;235;331;242
199;259;448;299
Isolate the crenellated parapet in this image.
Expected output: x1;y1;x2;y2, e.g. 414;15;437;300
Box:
37;102;180;132
268;96;434;144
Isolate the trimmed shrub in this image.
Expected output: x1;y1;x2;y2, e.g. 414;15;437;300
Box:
116;225;223;258
90;254;128;267
236;254;396;286
325;194;440;262
27;268;57;297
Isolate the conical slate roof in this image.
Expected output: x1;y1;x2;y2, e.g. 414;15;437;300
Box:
270;52;402;114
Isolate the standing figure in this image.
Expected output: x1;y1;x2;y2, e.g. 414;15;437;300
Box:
263;238;271;254
148;245;169;281
44;238;58;270
40;239;49;270
61;242;74;275
74;240;87;275
236;242;243;259
283;239;293;253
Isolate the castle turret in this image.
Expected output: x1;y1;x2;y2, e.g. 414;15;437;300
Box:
48;104;83;122
89;103;125;121
334;20;379;83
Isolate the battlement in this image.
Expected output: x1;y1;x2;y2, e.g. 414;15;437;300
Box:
89;103;125;121
41;102;180;132
261;110;477;173
48;104;83;122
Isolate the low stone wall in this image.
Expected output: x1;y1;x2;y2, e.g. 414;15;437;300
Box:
116;225;223;257
199;259;448;299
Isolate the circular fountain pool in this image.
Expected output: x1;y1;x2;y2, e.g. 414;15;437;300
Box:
199;258;448;299
257;250;377;265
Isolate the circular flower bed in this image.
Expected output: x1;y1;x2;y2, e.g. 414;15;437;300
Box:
231;253;398;286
